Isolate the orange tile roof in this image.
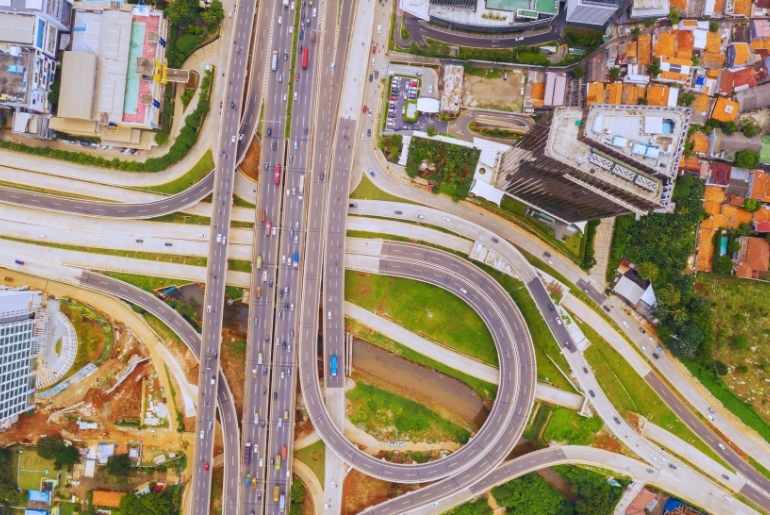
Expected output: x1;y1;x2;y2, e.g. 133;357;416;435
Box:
675;30;694;60
586;82;605;105
622;83;644;105
625;40;638;62
692;93;712;117
680;156;702;171
735;237;770;279
638;34;652;66
92;490;125;508
751;171;770;203
706;31;722;53
754;206;770;224
711;97;740;122
606;82;623;104
713;0;725;15
654;32;676;59
659;70;690;82
705;67;722;79
731;42;752;66
751;38;770;52
702;51;725;68
646;83;669;106
722;204;754;228
530;82;545;100
732;0;752;16
671;0;687;10
690;131;709;154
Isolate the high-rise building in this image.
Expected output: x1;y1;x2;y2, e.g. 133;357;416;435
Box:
565;0;619;26
0;288;42;430
501;105;690;223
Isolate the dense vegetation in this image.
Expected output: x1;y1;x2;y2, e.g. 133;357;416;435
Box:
405;136;480;200
0;449;23;508
118;485;182;515
37;436;80;470
608;176;709;359
379;134;403;162
164;0;224;68
0;68;214;173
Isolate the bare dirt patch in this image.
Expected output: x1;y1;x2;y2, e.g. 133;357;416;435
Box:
463;71;525;112
241;138;261;180
342;469;421;514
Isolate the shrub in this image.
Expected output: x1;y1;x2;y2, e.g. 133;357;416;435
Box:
735;149;760;169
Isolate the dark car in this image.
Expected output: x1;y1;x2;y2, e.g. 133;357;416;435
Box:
267;127;272;137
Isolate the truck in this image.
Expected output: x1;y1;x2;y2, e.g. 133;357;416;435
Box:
282;0;289;6
329;354;338;377
273;485;280;503
271;50;278;71
280;446;287;460
273;164;282;186
301;47;309;70
291;250;299;268
244;442;252;465
274;454;281;471
256;255;263;269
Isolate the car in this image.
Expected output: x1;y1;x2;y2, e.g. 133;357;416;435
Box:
717;443;726;450
231;135;236;143
543;251;551;258
267;127;272;137
136;239;143;243
394;210;403;215
203;462;210;471
369;73;373;82
416;214;425;219
652;352;660;359
349;202;357;208
582;367;588;373
367;128;372;137
515;36;525;42
588;389;596;398
613;416;621;424
164;242;173;247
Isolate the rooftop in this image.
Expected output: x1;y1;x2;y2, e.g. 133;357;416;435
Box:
0;44;32;105
545;107;665;207
711;96;740;122
582;104;690;180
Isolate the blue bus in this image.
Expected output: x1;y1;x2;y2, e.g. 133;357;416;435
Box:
329;354;338;377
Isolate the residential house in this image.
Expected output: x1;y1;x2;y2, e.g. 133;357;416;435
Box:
711;96;740;122
613;267;657;319
718;67;758;95
733;236;770;279
92;490;125;510
750;170;770;203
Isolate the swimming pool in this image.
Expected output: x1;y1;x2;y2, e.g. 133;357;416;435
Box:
123;20;145;116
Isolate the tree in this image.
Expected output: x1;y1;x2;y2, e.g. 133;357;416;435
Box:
668;7;681;25
631;26;641;37
709;20;720;32
648;59;661;77
730;335;749;350
720;121;737;135
678;91;695;106
119;487;180;515
492;473;570;514
744;198;761;212
37;436;81;470
739;118;761;138
201;0;224;32
106;454;133;477
571;66;585;79
636;262;660;283
735;149;760;169
608;67;621;81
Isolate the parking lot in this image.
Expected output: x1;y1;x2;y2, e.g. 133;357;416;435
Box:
385;75;447;133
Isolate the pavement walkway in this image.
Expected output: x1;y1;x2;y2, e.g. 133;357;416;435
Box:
612;480;645;515
293;460;324;515
589;217;614;290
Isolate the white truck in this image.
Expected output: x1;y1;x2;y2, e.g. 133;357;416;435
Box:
271;50;278;71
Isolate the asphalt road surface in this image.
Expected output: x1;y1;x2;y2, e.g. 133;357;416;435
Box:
301;241;536;485
77;271;241;515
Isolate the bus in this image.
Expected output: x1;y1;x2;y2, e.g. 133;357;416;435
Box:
271;50;278;71
329;354;338;377
301;47;309;70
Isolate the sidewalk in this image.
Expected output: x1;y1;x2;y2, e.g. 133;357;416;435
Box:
589;217;614;290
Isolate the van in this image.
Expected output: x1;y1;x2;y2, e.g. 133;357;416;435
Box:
278;15;282;24
257;352;263;365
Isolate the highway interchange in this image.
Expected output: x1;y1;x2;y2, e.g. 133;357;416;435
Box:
1;0;770;513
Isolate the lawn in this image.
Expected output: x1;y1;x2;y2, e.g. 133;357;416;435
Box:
445;498;492;515
345;271;497;365
405;136;480;200
347;381;470;444
59;502;80;515
138;150;214;195
478;265;575;392
350;173;412;203
542;407;602;445
14;448;58;490
295;441;325;484
104;272;180;293
581;321;726;464
693;273;770;434
346;318;497;401
60;300;113;372
150;212;211;225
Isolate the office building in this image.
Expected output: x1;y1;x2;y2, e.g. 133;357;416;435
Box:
565;0;619;26
0;0;72;134
501;105;690;222
0;288;42;430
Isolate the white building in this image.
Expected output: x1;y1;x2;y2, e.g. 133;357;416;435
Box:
565;0;619;26
0;288;42;430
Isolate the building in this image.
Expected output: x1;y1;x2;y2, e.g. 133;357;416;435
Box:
565;0;619;26
733;236;770;279
501;105;690;222
91;490;125;509
49;4;181;149
0;288;42;430
613;266;657;318
0;0;73;134
630;0;669;18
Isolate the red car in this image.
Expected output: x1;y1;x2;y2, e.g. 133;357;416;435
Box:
203;462;210;471
273;164;281;186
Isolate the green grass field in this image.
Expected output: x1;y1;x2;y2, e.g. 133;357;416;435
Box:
349;174;414;203
347;381;470;444
295;441;325;484
104;272;180;293
581;321;727;465
14;448;57;490
138;150;214;195
346;271;497;366
346;319;497;401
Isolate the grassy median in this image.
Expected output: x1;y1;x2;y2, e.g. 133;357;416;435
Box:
345;270;497;366
347;381;470;444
